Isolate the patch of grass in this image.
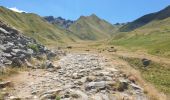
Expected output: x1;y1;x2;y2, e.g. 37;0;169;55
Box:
88;43;102;47
0;92;5;100
111;31;170;58
27;44;39;53
55;96;60;100
0;68;18;99
120;57;170;95
0;87;12;100
0;66;29;81
0;67;19;80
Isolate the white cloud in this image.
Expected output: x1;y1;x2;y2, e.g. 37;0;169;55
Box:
8;7;27;13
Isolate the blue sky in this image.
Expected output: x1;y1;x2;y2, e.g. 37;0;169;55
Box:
1;0;170;23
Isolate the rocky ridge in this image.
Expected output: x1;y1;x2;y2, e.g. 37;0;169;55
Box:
0;20;57;69
44;16;74;29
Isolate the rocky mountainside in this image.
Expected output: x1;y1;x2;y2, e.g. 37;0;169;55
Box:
69;14;119;40
44;16;74;29
0;6;74;44
120;5;170;32
0;20;57;68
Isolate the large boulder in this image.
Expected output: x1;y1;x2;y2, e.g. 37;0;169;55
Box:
0;27;9;34
0;81;11;88
85;81;107;91
142;58;151;67
47;51;57;60
2;53;12;58
117;79;129;92
44;60;55;69
0;45;6;51
12;57;23;67
25;59;33;68
3;58;12;65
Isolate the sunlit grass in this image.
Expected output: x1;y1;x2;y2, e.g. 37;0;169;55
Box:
120;57;170;95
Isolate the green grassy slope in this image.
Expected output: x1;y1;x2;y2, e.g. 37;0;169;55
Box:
69;14;119;40
120;6;170;32
0;6;74;45
121;57;170;95
111;17;170;58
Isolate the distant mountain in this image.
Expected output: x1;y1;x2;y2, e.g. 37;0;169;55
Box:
120;5;170;32
111;6;170;58
44;14;121;40
69;14;119;40
0;6;75;44
44;16;74;29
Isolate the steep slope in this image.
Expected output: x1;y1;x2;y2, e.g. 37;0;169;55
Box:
44;16;74;29
0;20;55;68
120;5;170;32
69;14;119;40
0;6;74;45
111;10;170;58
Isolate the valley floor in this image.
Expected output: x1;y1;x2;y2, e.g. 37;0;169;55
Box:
0;41;169;100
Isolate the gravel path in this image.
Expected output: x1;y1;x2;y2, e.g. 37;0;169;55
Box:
6;53;147;100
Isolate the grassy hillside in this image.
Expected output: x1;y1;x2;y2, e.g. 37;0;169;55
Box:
0;6;74;45
69;14;119;40
120;6;170;32
111;8;170;96
111;17;170;58
121;57;170;95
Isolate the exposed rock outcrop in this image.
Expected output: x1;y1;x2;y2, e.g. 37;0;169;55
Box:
44;16;74;29
0;21;57;68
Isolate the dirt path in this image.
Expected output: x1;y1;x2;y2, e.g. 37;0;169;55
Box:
5;53;147;100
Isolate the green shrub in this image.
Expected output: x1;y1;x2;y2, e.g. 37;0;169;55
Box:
27;44;39;53
55;96;60;100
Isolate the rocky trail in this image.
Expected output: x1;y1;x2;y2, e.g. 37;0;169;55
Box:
4;53;147;100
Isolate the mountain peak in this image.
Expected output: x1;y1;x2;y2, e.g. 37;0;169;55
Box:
44;16;55;22
90;14;97;17
69;13;117;40
44;16;74;29
79;14;98;20
79;16;86;19
160;5;170;14
165;5;170;9
89;14;99;19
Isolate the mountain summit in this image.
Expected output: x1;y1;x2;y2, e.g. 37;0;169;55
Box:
69;14;119;40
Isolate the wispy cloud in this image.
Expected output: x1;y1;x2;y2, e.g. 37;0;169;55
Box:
8;7;27;13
